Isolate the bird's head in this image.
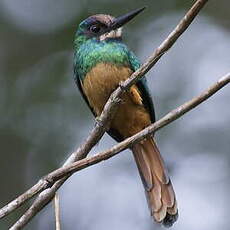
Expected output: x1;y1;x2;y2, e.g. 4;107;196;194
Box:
74;7;145;48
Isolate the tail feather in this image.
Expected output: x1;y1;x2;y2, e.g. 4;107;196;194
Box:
132;137;178;227
144;139;169;184
133;145;153;191
162;181;175;207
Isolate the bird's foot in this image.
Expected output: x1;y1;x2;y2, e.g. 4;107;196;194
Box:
95;116;104;127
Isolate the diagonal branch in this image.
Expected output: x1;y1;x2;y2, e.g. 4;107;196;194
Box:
42;72;230;182
0;0;209;229
23;72;230;185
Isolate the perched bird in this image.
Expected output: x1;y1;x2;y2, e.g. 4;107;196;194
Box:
73;7;178;227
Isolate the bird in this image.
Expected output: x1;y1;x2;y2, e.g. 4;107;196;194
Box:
73;7;178;227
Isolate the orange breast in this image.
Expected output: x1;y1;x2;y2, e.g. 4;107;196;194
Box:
83;63;151;138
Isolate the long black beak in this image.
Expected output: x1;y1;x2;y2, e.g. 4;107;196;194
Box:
108;7;145;32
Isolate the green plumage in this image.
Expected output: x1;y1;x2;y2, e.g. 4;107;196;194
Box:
74;38;130;81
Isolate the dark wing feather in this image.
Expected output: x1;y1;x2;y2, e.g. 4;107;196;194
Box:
108;50;156;141
128;50;155;123
136;78;155;123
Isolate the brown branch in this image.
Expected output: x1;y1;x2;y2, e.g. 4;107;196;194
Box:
0;0;209;229
31;72;230;183
119;0;209;88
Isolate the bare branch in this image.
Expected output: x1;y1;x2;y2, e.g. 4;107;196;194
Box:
38;72;230;182
1;0;209;229
119;0;209;88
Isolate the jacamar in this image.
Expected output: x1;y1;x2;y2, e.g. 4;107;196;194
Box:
73;7;178;227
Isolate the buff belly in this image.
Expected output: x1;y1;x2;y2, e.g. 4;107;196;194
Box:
82;63;151;138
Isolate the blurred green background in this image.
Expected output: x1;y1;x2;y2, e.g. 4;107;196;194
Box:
0;0;230;229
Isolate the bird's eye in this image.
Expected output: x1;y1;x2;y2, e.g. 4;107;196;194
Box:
90;24;101;33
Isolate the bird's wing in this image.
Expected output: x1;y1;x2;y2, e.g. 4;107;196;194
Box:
108;50;156;142
127;50;155;123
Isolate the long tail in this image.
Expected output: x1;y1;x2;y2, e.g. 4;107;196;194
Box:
132;137;178;227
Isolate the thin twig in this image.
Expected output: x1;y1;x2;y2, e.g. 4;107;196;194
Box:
1;0;209;229
54;193;61;230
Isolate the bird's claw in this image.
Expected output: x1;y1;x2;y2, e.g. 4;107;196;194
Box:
95;116;103;127
119;81;126;91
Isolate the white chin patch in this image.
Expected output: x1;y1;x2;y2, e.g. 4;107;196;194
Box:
99;27;122;41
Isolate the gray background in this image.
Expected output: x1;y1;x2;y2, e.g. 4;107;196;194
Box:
0;0;230;229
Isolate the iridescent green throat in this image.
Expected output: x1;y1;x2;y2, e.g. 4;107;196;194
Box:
74;36;131;81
